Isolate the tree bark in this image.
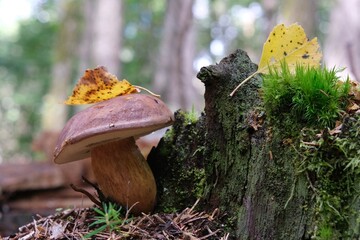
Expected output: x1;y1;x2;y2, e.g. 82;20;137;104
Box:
197;49;309;239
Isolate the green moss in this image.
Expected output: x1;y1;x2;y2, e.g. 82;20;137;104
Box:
296;114;360;238
262;63;350;128
261;63;360;238
148;110;206;213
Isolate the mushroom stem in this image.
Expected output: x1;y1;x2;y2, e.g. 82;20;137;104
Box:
91;137;156;215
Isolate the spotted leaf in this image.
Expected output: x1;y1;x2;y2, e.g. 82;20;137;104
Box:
258;23;322;73
65;66;138;105
230;23;322;96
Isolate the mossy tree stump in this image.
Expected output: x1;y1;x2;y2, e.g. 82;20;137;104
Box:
148;49;360;239
197;49;308;239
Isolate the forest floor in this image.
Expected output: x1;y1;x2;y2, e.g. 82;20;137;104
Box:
2;199;228;239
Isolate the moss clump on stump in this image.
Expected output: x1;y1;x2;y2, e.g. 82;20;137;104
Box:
261;62;359;238
297;115;360;239
148;110;205;213
262;62;350;128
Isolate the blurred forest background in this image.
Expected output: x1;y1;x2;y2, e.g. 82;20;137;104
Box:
0;0;359;163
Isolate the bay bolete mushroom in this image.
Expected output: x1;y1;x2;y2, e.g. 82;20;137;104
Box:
53;94;174;214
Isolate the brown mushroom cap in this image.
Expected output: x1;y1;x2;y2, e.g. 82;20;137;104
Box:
54;94;174;164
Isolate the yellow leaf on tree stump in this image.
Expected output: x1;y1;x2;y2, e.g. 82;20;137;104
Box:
258;23;322;73
65;66;138;105
230;23;322;96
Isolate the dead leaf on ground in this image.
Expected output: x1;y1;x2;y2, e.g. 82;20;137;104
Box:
347;102;360;113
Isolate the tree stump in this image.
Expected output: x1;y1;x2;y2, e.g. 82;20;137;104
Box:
149;49;360;239
197;49;309;239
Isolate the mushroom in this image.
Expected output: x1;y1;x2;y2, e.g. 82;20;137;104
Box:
53;94;174;214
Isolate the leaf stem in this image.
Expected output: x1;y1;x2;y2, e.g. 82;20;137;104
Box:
229;71;259;97
134;85;161;98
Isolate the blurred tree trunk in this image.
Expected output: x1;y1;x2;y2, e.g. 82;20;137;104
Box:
324;0;360;81
34;0;82;160
77;0;123;115
42;0;82;132
153;0;201;110
90;0;123;75
262;0;278;34
279;0;317;37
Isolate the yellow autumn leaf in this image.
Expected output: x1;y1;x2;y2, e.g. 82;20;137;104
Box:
258;23;321;73
65;66;138;105
230;23;322;96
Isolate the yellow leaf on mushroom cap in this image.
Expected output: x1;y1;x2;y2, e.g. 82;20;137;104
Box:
65;66;138;105
258;23;322;73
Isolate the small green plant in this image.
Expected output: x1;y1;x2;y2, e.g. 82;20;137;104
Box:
84;202;130;239
185;105;199;125
262;62;350;128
